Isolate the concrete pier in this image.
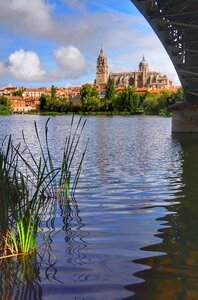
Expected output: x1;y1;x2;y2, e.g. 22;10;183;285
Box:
172;104;198;133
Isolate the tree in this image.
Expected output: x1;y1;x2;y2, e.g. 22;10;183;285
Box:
80;83;97;100
173;88;183;102
51;85;57;101
80;84;99;111
113;86;141;113
103;78;115;111
0;96;11;107
39;94;47;111
106;78;115;101
142;91;172;116
12;87;26;97
81;95;102;112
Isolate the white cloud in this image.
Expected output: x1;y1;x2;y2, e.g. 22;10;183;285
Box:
0;0;56;38
6;49;46;81
0;47;88;82
0;1;180;85
54;46;87;72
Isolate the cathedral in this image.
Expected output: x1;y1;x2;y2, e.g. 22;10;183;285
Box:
95;48;172;89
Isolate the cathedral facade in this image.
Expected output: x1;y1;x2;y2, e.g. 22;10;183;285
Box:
95;48;172;89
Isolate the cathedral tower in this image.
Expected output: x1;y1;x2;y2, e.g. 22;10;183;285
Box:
96;48;108;89
139;56;149;87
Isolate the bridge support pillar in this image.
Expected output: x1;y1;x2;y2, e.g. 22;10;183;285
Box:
172;104;198;132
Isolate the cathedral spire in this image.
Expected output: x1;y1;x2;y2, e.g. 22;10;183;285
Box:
100;43;104;55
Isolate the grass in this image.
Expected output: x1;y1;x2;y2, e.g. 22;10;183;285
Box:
0;115;87;258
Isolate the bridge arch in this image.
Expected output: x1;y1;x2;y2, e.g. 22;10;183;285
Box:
131;0;198;104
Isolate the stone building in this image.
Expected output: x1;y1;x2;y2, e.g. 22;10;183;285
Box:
95;48;172;89
95;48;109;89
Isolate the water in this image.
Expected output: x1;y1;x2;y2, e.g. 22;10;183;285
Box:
0;115;197;299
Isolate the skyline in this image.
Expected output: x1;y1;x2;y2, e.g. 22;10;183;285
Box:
0;0;180;88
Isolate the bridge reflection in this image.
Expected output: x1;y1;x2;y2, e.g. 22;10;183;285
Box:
125;133;198;299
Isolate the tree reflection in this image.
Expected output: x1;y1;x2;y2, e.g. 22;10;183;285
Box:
125;133;198;299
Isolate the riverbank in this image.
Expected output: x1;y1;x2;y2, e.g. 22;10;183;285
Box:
19;109;171;117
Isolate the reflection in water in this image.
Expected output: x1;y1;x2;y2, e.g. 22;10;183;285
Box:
126;133;198;300
59;198;89;267
1;115;198;299
0;195;86;299
0;254;42;299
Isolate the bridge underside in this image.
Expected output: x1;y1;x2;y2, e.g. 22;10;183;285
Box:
131;0;198;103
131;0;198;131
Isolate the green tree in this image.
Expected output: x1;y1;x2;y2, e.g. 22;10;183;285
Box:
12;87;25;97
143;91;171;116
80;84;97;100
113;86;140;113
126;86;140;113
80;84;99;111
106;78;115;101
0;105;12;115
39;94;47;111
0;96;12;115
51;85;57;101
0;96;11;107
172;88;183;102
81;95;102;112
104;78;115;111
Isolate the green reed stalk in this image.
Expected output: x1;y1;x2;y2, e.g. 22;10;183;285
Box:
0;115;87;258
58;115;87;200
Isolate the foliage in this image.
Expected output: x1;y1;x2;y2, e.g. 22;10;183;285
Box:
81;95;103;112
6;214;38;254
0;96;11;107
142;90;172;116
105;78;115;101
0;116;87;257
38;82;181;116
39;94;47;111
0;104;12;116
39;84;82;113
114;86;141;113
12;87;26;97
172;88;183;102
80;84;99;112
80;83;98;100
39;93;76;113
51;85;57;101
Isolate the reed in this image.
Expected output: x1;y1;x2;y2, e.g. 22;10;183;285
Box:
0;115;87;257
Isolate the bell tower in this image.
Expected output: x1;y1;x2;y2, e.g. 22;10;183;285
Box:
96;48;108;89
139;56;149;87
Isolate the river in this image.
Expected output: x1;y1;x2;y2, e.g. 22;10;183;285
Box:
0;115;197;300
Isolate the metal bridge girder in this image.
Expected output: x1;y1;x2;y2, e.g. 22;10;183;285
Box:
131;0;198;103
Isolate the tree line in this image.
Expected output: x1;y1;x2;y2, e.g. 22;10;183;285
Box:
0;82;183;116
39;81;183;116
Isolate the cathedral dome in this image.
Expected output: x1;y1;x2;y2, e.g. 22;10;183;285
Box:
139;56;149;71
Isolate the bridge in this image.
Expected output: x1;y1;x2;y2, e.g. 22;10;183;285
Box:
131;0;198;132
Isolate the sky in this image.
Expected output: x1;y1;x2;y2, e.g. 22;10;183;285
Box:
0;0;180;88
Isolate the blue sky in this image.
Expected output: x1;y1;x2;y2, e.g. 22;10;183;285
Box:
0;0;179;87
